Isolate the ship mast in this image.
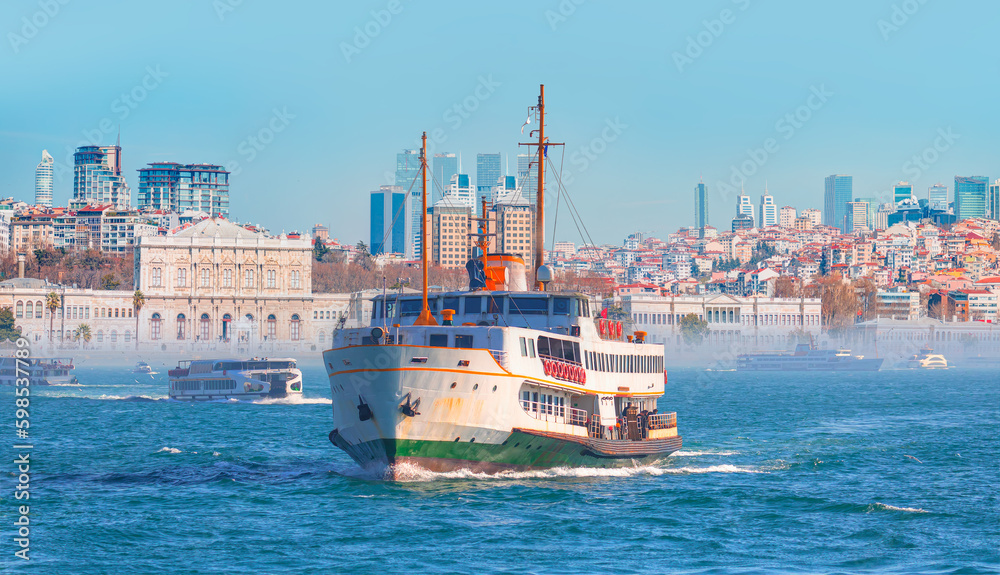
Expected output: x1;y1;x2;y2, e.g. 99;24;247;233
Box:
414;131;437;326
535;85;545;291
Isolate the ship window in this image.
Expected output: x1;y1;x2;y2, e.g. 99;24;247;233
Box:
399;299;422;317
519;337;527;357
454;335;474;349
464;296;482;314
429;334;448;347
488;296;504;315
553;298;570;315
510;297;548;315
537;336;550;357
442;297;459;313
528;339;536;358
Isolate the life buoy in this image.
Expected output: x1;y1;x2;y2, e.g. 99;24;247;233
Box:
557;362;566;380
664;370;668;385
575;366;583;383
580;369;587;385
598;319;607;337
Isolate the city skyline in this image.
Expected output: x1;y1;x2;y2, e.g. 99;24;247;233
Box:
1;1;996;245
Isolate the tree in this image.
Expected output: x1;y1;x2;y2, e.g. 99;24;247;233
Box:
819;250;830;276
45;292;60;344
73;324;92;348
0;308;22;342
100;274;121;290
818;273;858;333
354;241;373;270
678;313;709;346
774;275;797;298
132;290;145;349
313;240;330;262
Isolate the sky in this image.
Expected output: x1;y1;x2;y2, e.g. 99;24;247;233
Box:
1;0;997;246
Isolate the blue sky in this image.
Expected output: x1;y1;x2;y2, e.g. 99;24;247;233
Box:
1;0;997;245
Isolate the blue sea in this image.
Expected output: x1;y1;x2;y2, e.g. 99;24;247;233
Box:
1;361;997;574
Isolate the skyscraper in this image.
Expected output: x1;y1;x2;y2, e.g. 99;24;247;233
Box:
928;183;949;211
954;176;989;222
516;153;537;205
35;150;54;207
395;149;421;259
73;145;130;210
893;182;913;204
736;190;755;226
476;153;502;208
137;162;230;217
694;181;709;238
824;175;853;232
988;179;1000;221
432;153;458;206
370;185;408;255
758;189;778;227
847;200;870;232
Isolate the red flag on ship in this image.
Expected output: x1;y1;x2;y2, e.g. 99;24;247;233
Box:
600;308;608;319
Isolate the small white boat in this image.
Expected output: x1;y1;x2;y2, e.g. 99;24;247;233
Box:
168;358;302;401
133;361;153;374
908;347;948;369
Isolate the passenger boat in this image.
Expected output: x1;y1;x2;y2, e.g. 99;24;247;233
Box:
133;361;153;374
0;357;77;386
907;346;948;369
324;87;681;478
736;343;883;371
167;358;302;401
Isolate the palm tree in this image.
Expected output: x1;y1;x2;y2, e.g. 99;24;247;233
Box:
132;290;144;349
45;292;60;345
73;324;92;348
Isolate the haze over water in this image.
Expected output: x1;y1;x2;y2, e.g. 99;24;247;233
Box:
1;362;996;574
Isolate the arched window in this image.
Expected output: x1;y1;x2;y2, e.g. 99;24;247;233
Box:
290;314;300;341
318;330;326;345
244;313;254;322
110;330;118;343
151;313;162;340
124;331;131;343
267;314;276;340
200;313;210;341
176;314;186;340
35;301;42;319
15;301;22;318
222;313;232;341
114;308;119;318
25;301;32;317
97;330;104;343
177;268;187;287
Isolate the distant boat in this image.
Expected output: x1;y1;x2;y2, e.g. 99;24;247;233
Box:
907;346;948;369
0;357;77;385
133;361;153;374
737;343;883;371
168;358;302;401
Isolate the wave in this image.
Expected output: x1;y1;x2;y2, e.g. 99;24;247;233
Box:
868;502;929;514
381;462;768;482
254;396;331;405
157;447;182;454
672;450;740;457
95;394;167;402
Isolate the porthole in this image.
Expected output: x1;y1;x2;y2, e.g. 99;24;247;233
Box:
454;437;461;442
472;383;479;391
515;443;520;447
450;382;457;389
492;385;497;392
470;438;476;443
502;440;508;446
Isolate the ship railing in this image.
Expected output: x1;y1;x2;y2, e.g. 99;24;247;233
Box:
519;399;588;428
538;354;582;367
647;412;677;430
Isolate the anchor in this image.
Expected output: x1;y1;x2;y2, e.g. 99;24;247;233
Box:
399;392;421;417
357;395;373;421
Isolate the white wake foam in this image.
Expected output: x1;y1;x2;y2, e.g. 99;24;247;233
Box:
673;450;740;457
157;447;182;454
388;462;766;482
870;502;928;513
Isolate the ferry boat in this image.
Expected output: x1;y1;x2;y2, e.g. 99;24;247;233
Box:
324;87;681;478
736;343;883;371
168;358;302;401
133;361;153;374
907;346;948;369
0;357;77;386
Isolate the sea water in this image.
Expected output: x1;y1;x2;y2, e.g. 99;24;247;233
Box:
1;361;997;574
